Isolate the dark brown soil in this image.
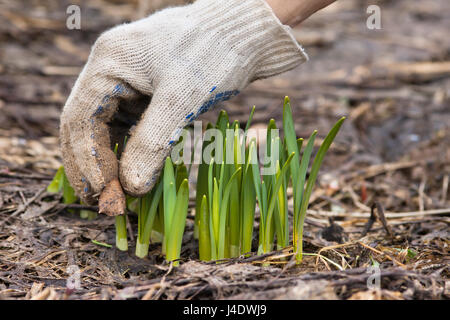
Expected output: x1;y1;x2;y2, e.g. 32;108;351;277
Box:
0;0;448;300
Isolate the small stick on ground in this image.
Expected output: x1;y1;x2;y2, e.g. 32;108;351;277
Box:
98;179;126;216
357;241;406;268
361;201;394;239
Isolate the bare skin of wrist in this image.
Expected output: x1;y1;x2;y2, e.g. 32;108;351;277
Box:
266;0;337;27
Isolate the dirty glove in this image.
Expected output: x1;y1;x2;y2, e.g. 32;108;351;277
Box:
60;0;308;205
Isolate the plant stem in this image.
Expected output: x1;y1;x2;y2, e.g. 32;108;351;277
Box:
115;214;128;251
295;221;304;263
199;195;211;261
135;241;149;258
80;210;97;220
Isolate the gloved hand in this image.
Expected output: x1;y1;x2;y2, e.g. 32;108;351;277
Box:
60;0;308;207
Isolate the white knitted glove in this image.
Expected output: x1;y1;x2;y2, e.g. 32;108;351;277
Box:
60;0;308;204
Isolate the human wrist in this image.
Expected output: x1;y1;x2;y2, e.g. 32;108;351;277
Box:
265;0;337;27
265;0;294;25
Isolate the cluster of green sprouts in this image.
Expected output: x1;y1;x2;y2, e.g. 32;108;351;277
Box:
48;97;344;265
194;97;345;263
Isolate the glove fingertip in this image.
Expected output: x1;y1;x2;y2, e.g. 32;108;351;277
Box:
119;160;162;197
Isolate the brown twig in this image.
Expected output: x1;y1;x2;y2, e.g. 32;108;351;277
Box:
361;201;394;239
357;241;406;268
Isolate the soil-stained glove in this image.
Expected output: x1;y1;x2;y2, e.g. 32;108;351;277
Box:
60;0;308;205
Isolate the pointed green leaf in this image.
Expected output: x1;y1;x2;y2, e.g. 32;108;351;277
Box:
296;117;346;261
47;166;64;193
218;167;241;259
294;130;317;221
166;179;189;266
